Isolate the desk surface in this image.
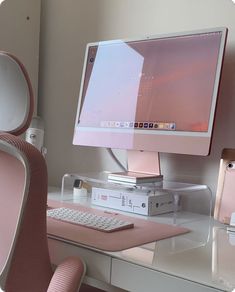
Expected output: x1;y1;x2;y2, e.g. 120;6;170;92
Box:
47;188;235;292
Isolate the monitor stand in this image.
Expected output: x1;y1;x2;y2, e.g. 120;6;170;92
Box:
108;150;163;185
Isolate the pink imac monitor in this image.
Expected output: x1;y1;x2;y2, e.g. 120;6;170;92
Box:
73;28;227;177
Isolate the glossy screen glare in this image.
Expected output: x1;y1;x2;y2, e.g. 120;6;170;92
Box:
73;28;227;155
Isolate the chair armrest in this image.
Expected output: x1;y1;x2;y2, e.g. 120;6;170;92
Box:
47;257;86;292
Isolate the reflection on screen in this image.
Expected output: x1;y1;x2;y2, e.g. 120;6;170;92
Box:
79;32;222;133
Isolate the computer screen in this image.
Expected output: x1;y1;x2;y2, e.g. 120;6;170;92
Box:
73;28;227;158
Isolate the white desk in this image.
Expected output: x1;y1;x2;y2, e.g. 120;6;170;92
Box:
48;188;235;292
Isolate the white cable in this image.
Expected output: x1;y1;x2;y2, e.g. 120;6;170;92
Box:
106;148;127;171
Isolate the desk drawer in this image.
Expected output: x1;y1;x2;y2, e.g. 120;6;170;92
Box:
48;238;111;283
111;259;223;292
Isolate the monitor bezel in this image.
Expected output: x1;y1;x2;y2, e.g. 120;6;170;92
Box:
73;27;228;156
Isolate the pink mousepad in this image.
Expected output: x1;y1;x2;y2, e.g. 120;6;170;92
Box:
47;200;189;252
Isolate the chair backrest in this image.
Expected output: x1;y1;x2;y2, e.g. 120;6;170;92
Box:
0;52;53;291
0;52;34;135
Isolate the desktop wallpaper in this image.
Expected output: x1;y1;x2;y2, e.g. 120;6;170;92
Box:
78;31;221;132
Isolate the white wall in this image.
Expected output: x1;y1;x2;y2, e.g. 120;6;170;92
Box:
0;0;41;109
38;0;235;209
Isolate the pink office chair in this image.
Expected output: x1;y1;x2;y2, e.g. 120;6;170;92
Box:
0;52;85;292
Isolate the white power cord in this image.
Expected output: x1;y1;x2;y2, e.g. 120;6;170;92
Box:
106;148;127;171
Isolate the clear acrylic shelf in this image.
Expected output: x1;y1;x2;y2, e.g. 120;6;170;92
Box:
57;171;213;251
60;171;212;217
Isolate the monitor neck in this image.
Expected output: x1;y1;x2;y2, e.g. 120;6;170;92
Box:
127;150;161;175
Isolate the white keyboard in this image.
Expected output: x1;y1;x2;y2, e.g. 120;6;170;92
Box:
47;207;134;233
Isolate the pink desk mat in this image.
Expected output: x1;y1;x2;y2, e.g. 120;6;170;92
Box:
47;200;189;252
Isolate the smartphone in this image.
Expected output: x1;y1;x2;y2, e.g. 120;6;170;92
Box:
215;159;235;224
